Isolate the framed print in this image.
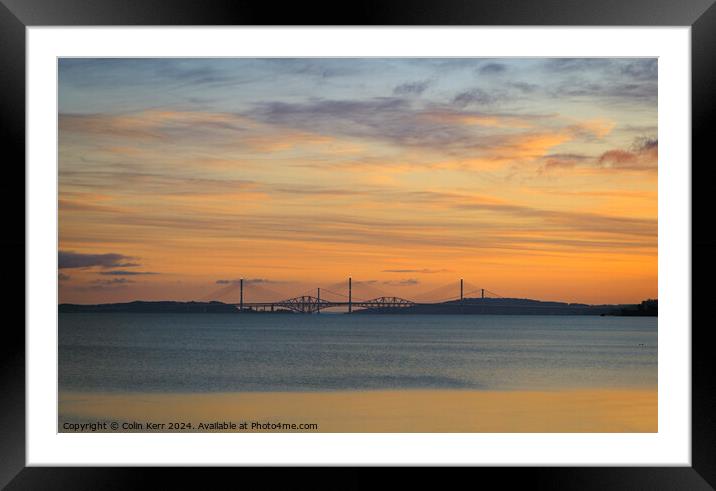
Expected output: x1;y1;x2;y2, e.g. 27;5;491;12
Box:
3;0;715;488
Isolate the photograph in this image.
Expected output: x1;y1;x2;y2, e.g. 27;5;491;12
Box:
56;57;659;434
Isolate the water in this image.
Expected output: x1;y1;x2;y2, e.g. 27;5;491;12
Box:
59;313;657;393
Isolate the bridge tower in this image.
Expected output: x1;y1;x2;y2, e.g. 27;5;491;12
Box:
317;288;320;314
348;277;352;313
460;278;464;302
481;288;485;299
240;278;244;311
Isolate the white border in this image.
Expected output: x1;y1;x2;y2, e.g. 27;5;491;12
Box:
27;27;691;466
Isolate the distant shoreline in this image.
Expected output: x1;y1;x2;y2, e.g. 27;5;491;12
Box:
58;298;657;316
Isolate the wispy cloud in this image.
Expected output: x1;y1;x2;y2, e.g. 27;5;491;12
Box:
215;278;282;285
382;278;420;286
99;270;158;276
72;277;135;291
598;137;657;171
59;251;139;269
393;80;431;96
540;153;591;171
92;278;135;285
452;88;502;107
59;110;252;141
479;63;507;75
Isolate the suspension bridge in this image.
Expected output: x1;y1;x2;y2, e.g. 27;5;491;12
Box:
202;277;502;314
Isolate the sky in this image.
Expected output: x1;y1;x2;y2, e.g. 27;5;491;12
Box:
58;58;657;305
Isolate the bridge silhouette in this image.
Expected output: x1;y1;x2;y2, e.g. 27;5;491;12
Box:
202;277;501;314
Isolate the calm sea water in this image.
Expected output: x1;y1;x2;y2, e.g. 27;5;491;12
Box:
59;313;657;393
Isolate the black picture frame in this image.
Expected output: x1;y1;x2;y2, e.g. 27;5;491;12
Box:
2;0;714;488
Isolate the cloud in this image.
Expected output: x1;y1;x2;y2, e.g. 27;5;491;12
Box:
382;268;447;274
540;153;592;171
382;279;420;286
479;63;506;75
556;81;657;103
452;199;656;238
59;59;242;89
598;137;657;171
215;278;280;285
417;110;532;127
263;59;364;79
274;186;369;198
79;187;655;257
567;118;615;139
251;97;411;132
452;88;500;107
73;277;134;291
60;168;257;198
633;136;658;151
59;110;252;141
509;81;539;93
540;136;656;174
99;270;158;276
152;60;239;86
59;198;128;215
60;109;342;157
91;278;134;285
58;273;71;281
249;97;563;160
544;58;614;72
59;250;139;269
61;98;588;171
619;59;658;81
357;280;379;285
541;59;657;103
393;80;431;96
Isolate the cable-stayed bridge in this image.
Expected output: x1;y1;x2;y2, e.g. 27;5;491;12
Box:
202;277;502;314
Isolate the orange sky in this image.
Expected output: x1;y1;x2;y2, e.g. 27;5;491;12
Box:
58;58;657;305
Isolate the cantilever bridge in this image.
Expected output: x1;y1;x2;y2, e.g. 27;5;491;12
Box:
203;277;500;314
238;295;416;314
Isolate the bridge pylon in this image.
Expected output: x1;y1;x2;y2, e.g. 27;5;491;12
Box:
348;277;352;314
